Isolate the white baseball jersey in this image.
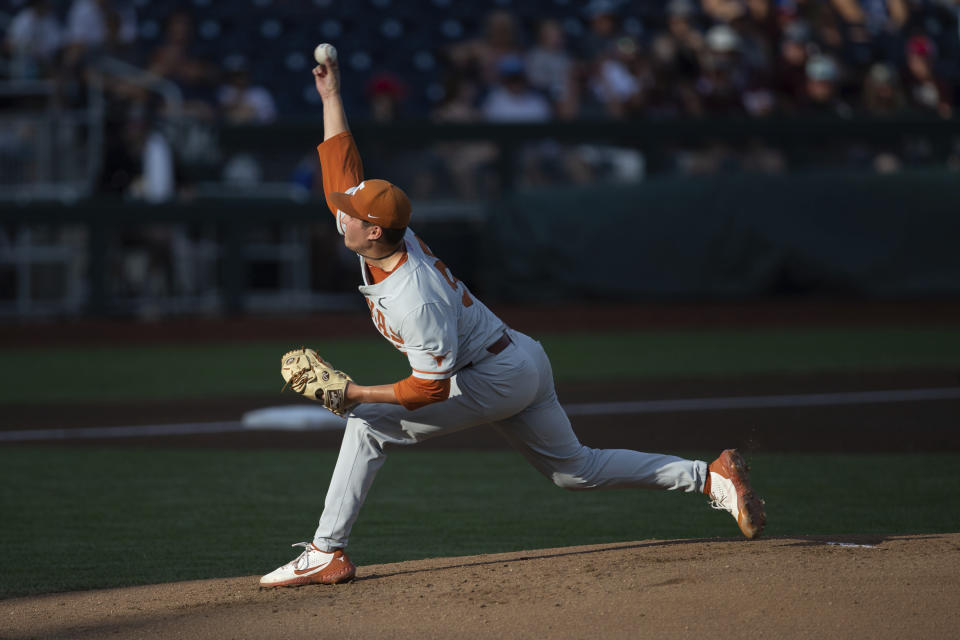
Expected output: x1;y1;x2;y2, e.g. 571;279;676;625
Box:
329;178;505;381
353;228;506;381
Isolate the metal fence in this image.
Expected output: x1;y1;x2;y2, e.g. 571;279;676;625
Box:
0;80;103;202
0;199;486;318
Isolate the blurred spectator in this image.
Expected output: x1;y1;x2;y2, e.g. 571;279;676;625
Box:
449;10;524;88
581;0;626;61
434;75;484;124
218;58;277;124
829;0;908;69
114;104;188;307
363;72;433;196
861;62;904;115
481;55;589;187
799;53;852;116
62;0;137;73
730;3;779;117
85;8;149;118
65;0;136;50
902;34;953;118
65;0;106;49
589;37;644;118
664;0;706;80
730;0;777;74
431;74;498;199
646;33;701;117
786;1;845;52
99;103;174;201
775;19;813;110
829;0;909;35
366;72;408;123
136;124;175;203
695;25;748;115
526;19;579;119
742;82;777;117
5;0;62;79
148;10;218;119
97;8;140;64
481;55;552;122
745;0;776;27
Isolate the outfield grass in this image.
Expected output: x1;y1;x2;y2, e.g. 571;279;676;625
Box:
1;327;959;404
1;447;958;598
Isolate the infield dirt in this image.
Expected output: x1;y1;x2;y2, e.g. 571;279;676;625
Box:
3;533;958;639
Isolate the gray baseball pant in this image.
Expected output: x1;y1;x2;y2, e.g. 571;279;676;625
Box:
313;329;708;551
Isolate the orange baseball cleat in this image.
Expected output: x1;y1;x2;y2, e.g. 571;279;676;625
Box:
707;449;767;539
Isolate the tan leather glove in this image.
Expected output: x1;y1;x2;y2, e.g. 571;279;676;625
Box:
280;348;354;416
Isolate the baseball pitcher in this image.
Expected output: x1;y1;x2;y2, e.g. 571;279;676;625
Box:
260;51;766;588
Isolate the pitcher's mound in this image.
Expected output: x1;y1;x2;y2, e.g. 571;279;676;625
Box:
4;534;957;639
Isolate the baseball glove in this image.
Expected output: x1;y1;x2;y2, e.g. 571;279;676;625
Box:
280;348;354;416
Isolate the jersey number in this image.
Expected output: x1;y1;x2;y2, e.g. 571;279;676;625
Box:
418;238;473;307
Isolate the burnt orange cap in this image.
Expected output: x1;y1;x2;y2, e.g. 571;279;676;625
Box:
329;179;411;229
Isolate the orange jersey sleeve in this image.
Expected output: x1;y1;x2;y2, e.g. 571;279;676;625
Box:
316;131;364;218
393;375;451;411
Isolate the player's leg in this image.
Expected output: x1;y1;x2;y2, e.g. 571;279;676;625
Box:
494;402;764;538
261;364;540;588
492;330;707;492
493;390;708;493
311;345;541;552
492;330;764;537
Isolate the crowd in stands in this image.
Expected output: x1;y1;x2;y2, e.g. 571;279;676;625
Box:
2;0;959;196
2;0;957;306
3;0;277;122
434;0;957;124
5;0;957;121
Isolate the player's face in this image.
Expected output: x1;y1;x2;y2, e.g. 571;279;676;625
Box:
341;214;374;253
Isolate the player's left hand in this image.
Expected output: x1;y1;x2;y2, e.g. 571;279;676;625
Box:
281;348;355;416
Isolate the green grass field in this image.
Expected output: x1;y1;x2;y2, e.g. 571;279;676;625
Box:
1;447;959;599
2;324;959;599
1;326;959;403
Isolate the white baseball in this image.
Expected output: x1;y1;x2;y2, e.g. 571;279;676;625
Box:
314;43;338;65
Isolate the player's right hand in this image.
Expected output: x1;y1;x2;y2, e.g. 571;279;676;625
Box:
313;61;341;100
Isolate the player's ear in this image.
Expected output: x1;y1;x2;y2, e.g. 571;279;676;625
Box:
368;225;384;241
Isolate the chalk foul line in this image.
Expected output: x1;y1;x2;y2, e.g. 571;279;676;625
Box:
2;387;959;442
563;386;960;416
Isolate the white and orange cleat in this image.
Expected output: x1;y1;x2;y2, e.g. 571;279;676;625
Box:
260;542;356;588
706;449;766;539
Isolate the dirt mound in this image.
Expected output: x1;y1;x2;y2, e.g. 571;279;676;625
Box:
3;534;957;639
